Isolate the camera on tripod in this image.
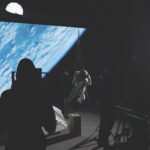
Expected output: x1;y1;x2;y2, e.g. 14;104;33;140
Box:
11;68;42;83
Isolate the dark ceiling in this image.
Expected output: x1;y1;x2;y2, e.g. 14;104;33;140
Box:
0;0;134;27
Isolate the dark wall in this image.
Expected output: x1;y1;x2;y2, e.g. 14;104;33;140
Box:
42;1;150;112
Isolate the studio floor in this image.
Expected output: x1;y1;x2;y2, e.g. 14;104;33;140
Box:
0;105;132;150
47;109;102;150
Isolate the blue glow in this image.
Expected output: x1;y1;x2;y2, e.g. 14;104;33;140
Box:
0;22;86;95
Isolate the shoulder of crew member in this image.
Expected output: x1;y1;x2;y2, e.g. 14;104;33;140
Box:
1;89;12;99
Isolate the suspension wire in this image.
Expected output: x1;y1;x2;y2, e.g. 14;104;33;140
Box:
74;28;84;72
77;29;81;70
78;29;85;70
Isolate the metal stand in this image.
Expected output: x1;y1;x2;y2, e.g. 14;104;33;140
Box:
64;97;69;119
113;114;132;145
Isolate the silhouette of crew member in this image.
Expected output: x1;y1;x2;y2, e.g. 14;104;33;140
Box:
0;58;56;150
98;67;117;150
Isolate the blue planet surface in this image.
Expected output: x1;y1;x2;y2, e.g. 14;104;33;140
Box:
0;21;85;95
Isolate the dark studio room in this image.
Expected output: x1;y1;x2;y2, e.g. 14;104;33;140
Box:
0;1;150;150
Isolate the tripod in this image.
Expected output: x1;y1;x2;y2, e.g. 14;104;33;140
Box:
113;115;132;145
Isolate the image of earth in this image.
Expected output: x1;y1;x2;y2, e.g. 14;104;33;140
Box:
0;21;85;95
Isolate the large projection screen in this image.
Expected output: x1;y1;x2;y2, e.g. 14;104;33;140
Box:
0;21;85;95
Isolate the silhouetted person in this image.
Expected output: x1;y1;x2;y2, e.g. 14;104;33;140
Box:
0;58;56;150
98;67;117;150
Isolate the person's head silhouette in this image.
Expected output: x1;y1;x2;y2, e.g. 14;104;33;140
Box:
16;58;36;84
